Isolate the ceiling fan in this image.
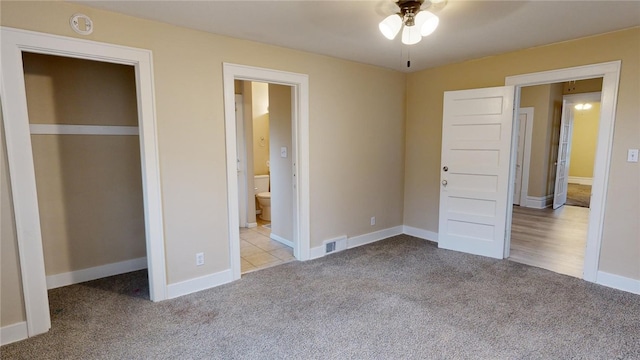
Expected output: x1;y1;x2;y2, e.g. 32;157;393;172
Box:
379;0;447;45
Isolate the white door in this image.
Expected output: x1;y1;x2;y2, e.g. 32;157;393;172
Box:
235;94;247;227
513;112;527;205
438;86;515;259
553;100;573;210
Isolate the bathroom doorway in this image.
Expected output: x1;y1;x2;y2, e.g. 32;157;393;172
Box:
235;81;295;274
223;63;311;281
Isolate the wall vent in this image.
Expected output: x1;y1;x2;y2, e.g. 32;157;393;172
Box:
323;235;348;255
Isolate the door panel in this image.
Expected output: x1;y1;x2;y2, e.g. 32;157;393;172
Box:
513;113;527;205
439;86;515;259
553;101;572;209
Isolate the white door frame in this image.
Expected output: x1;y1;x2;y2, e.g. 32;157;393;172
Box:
516;107;534;207
222;63;310;281
504;61;621;282
0;27;167;337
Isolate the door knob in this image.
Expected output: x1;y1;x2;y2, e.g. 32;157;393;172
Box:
443;166;448;172
442;180;448;186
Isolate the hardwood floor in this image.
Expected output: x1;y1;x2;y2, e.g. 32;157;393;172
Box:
509;205;589;278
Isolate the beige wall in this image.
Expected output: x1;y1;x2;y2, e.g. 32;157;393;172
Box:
569;103;600;179
404;27;640;280
1;0;406;325
564;78;603;95
1;103;27;327
520;83;564;198
252;82;270;176
22;53;146;276
269;84;294;241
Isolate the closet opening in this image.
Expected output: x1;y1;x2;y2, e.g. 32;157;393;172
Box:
23;52;150;301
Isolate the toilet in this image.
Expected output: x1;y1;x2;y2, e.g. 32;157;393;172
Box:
254;175;271;221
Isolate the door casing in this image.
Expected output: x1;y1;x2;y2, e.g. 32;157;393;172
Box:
222;63;310;281
504;61;621;282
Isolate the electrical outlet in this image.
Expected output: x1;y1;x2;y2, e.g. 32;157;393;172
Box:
627;149;639;163
370;216;376;226
196;252;205;266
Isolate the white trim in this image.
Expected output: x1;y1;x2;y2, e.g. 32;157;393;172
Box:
45;257;147;289
223;63;310;282
505;61;622;282
568;176;593;186
166;269;233;299
563;92;602;104
1;27;168;338
524;195;553;209
596;271;640;295
270;233;294;248
308;226;404;260
518;107;534;206
1;322;28;346
309;244;326;260
347;226;403;249
29;124;138;136
246;222;258;229
403;225;439;242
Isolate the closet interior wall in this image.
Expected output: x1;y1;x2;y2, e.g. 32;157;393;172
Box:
23;53;146;282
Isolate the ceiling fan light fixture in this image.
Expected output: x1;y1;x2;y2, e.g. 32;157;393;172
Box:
379;14;403;40
402;25;422;45
379;0;443;45
418;11;439;36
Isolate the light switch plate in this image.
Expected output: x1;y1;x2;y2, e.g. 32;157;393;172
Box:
628;149;639;163
280;147;287;158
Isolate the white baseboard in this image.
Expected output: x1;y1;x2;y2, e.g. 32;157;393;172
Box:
1;321;27;346
46;257;147;289
166;269;233;299
403;225;439;242
347;226;403;249
309;245;325;260
308;226;404;260
525;195;553;209
246;222;258;229
270;233;294;248
596;271;640;295
568;176;593;186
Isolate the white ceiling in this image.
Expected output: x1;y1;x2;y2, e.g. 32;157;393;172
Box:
76;0;640;72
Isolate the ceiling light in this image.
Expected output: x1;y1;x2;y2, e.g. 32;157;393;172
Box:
379;0;444;45
575;103;592;110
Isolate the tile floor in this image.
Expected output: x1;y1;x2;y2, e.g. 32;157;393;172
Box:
240;220;295;274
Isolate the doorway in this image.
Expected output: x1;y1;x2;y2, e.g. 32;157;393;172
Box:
504;62;620;282
22;52;150;288
1;28;167;338
508;80;602;278
234;81;296;274
222;63;311;282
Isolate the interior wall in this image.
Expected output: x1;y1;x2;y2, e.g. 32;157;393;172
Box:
269;84;293;241
564;78;603;95
1;103;27;327
22;53;147;276
404;27;640;280
569;103;600;179
1;0;406;303
520;85;555;198
251;82;270;176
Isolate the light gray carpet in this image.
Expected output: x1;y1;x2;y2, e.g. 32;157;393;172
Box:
566;183;591;208
2;235;639;359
